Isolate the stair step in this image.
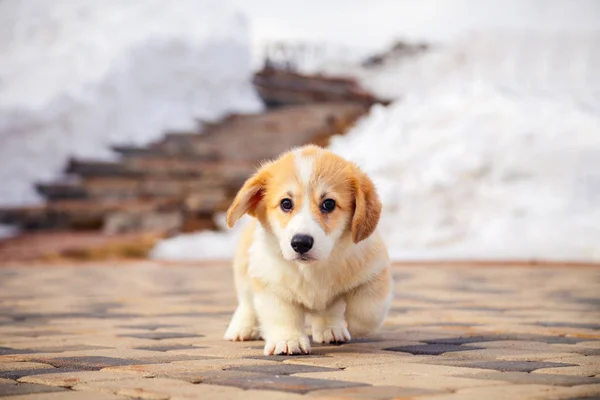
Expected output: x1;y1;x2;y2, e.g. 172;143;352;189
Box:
0;199;182;232
253;68;384;107
65;158;138;177
80;176;226;200
36;182;87;201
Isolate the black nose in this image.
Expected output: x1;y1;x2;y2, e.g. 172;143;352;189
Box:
291;234;314;254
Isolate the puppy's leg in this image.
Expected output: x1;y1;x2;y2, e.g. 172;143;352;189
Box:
345;267;393;337
224;266;260;341
310;299;351;344
254;291;310;355
225;223;260;341
224;286;260;341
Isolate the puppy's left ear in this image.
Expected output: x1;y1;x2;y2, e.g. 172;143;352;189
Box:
226;166;270;228
351;169;382;243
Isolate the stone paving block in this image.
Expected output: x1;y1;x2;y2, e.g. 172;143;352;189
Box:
0;382;67;396
533;365;600;377
554;383;600;399
424;334;590;345
1;369;80;381
0;330;66;339
460;339;589;354
310;385;441;399
0;362;56;372
384;344;486;355
573;347;600;356
457;371;600;387
5;392;129;400
228;363;339;375
424;360;579;373
538;322;600;331
329;339;425;352
576;341;600;349
118;324;180;330
540;355;600;366
190;370;368;393
0;362;70;380
118;332;204;340
495;352;586;362
102;357;281;380
295;363;505;389
3;345;113;355
27;356;138;371
225;388;313;400
282;351;425;369
17;349;215;367
413;384;570;400
74;377;289;399
18;370;146;387
134;345;201;352
440;347;557;360
0;347;37;355
161;341;268;358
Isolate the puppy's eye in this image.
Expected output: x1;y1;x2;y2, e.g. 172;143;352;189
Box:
320;198;336;213
280;198;294;212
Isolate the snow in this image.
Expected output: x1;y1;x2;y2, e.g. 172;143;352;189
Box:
149;214;248;261
0;0;262;206
330;86;600;262
152;31;600;262
0;224;18;240
324;32;600;262
228;0;600;69
355;32;600;103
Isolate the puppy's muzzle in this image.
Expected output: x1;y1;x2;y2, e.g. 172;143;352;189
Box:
291;234;314;254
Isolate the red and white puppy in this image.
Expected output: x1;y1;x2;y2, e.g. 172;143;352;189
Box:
224;145;393;355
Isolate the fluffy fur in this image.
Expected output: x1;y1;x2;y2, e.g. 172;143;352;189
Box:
224;145;393;355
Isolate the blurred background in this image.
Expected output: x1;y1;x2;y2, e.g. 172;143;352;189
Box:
0;0;599;264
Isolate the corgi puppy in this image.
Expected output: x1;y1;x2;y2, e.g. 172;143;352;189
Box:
224;145;393;355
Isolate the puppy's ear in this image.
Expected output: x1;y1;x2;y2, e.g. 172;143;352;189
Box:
226;166;270;228
351;169;382;243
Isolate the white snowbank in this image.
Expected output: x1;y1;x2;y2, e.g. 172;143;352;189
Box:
229;0;600;69
330;85;600;262
357;32;600;104
327;32;600;262
149;214;248;261
0;224;18;240
0;0;262;206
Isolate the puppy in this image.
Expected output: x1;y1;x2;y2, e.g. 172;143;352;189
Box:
224;145;393;355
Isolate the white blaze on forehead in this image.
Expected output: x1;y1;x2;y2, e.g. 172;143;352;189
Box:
293;149;316;188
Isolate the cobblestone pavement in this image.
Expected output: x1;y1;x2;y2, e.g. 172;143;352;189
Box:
0;262;599;400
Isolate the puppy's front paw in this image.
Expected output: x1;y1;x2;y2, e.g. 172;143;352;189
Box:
264;335;311;355
312;326;351;344
224;325;261;341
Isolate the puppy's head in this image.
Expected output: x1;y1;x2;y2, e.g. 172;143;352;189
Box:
226;145;381;263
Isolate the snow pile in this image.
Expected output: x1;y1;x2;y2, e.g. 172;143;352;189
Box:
0;224;18;240
0;0;262;206
330;85;600;261
327;32;600;261
358;32;600;103
150;214;248;261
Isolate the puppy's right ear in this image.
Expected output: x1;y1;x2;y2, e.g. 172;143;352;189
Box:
226;167;270;228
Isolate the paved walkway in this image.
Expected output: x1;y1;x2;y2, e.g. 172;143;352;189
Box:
0;262;599;400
